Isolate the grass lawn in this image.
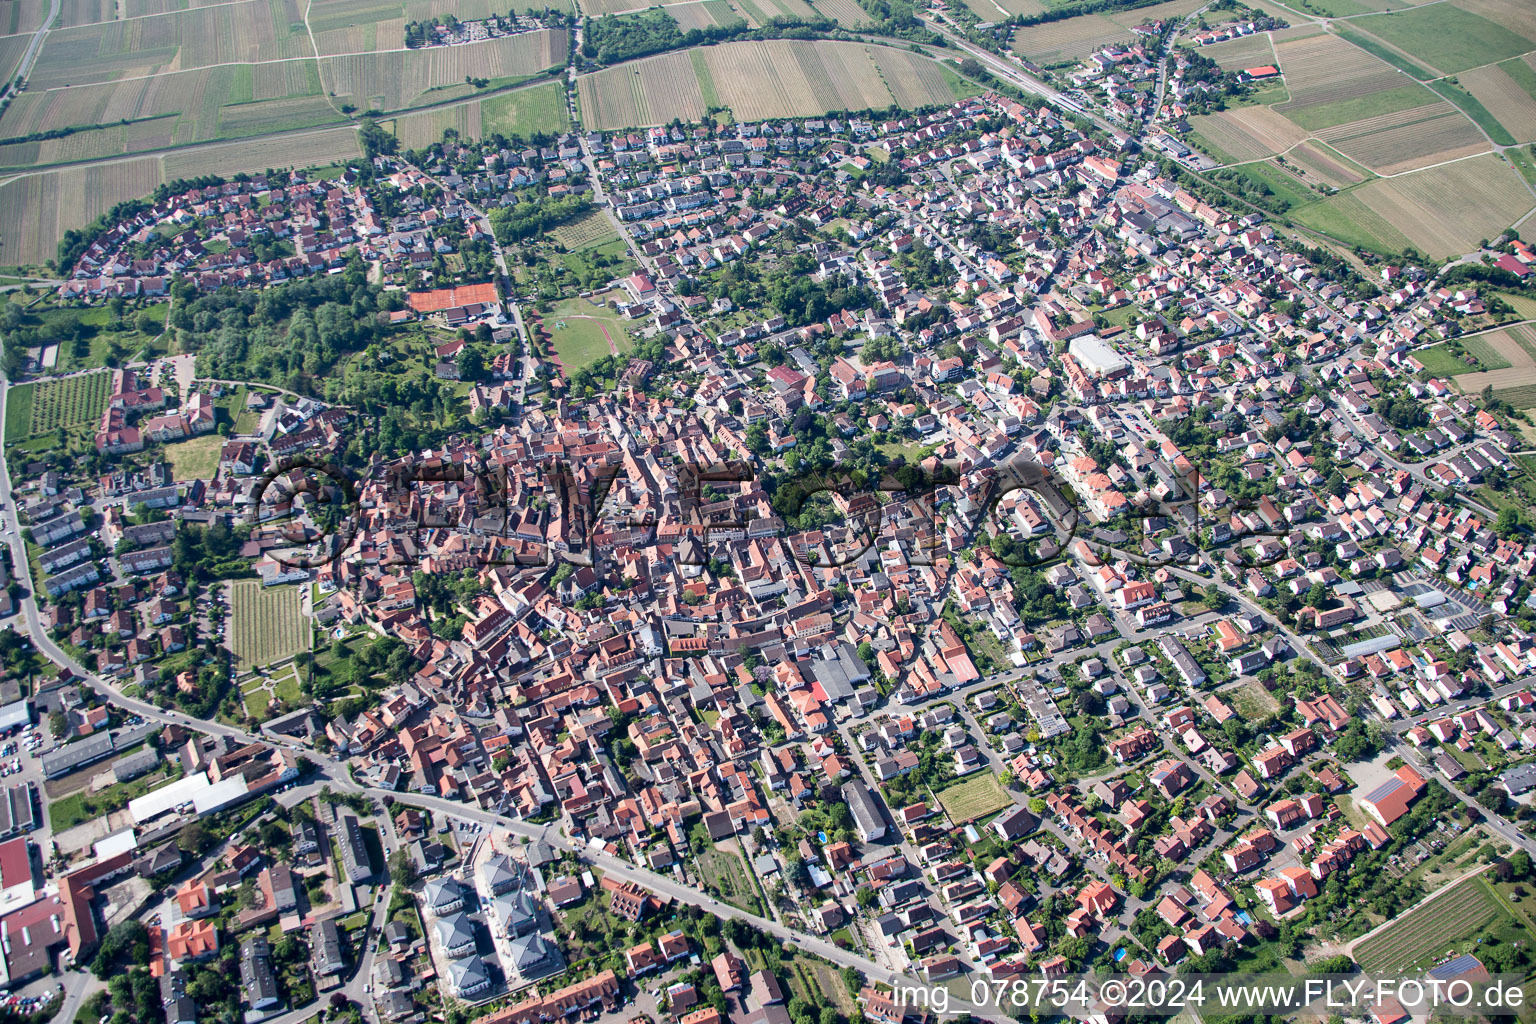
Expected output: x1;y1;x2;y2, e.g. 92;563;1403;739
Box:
164;434;224;482
480;81;570;140
1414;345;1473;375
545;296;632;372
1228;679;1279;717
936;773;1013;824
1099;303;1140;329
49;769;170;830
2;382;33;441
241;680;274;720
273;666;303;702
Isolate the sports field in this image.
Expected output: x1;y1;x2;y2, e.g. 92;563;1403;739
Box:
545;296;632;372
230;580;309;672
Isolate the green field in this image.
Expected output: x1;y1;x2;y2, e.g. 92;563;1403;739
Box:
480;81;570;140
1281;83;1436;133
1414;345;1473;376
164;434;224;482
1290;191;1414;255
545;296;632;372
2;383;33;442
1346;6;1535;76
935;773;1014;825
49;769;170;831
230;580;309;672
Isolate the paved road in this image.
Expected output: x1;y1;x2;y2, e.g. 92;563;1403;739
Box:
375;789;990;1009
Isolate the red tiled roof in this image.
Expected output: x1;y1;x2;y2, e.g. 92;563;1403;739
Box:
407;282;498;313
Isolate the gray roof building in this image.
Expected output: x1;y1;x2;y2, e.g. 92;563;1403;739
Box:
239;937;282;1011
841;782;886;843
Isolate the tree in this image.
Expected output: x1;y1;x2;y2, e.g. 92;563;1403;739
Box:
92;921;149;979
177;820;208;853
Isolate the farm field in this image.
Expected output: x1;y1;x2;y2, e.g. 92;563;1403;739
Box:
1196;33;1275;72
578;0;706;16
28;0;315;90
1459;333;1517;372
1340;4;1535;77
0;62;337;166
1451;325;1536;404
669;0;748;29
702;40;966;122
1286;141;1368;187
1102;0;1201;28
551;209;620;250
955;0;1045;18
1272;32;1425;124
804;0;869;25
1344;154;1532;257
577;39;967;129
1457;60;1536;143
23;370;111;435
577;49;704;129
1188;106;1309;162
478;80;570;140
320;29;565;112
0;157;162;267
0;0;48;34
935;773;1013;824
1454;0;1536;44
1012;15;1126;65
160;124;362;178
1314;101;1487;175
1352;874;1502;972
392;102;483;148
230;580;308;672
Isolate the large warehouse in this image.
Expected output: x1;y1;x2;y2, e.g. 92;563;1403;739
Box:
1069;335;1130;377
